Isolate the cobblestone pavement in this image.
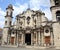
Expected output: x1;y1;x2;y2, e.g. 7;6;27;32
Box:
0;46;60;50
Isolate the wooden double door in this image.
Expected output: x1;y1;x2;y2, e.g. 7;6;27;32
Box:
11;37;14;45
44;36;51;45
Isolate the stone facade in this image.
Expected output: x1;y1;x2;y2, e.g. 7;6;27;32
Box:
0;28;3;45
50;0;60;47
2;0;60;47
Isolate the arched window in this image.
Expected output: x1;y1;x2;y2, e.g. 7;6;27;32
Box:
56;11;60;21
54;0;59;5
5;21;7;25
10;12;12;17
27;16;31;24
27;16;30;21
10;21;11;25
7;11;8;16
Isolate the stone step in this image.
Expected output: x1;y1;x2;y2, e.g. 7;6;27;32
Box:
1;45;17;48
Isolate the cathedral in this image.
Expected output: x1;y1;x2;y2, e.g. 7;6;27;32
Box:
2;0;60;47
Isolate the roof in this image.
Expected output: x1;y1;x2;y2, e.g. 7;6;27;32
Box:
16;9;45;18
6;4;14;10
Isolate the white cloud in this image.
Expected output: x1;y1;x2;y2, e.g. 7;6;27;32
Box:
29;0;52;20
13;0;51;16
13;3;28;17
12;0;52;22
12;3;28;23
0;0;52;28
43;8;52;20
0;8;5;28
29;0;50;10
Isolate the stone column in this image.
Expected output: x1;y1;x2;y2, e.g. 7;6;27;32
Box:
22;33;24;45
24;34;25;45
36;33;38;45
9;34;11;44
31;33;34;45
15;33;17;45
17;33;18;46
14;33;17;45
7;34;10;45
37;32;39;45
23;34;25;45
38;31;40;45
51;32;54;46
34;32;36;46
41;33;44;46
10;33;11;45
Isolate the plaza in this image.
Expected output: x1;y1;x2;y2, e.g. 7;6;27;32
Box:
0;46;60;50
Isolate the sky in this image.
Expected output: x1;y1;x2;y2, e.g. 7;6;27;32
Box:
0;0;52;28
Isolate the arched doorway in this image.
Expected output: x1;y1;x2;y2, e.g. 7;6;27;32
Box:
44;36;51;46
44;25;51;46
11;37;14;45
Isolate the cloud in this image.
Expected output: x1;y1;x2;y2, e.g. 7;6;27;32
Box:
13;3;28;17
12;3;28;23
13;0;51;16
29;0;52;20
43;8;52;20
29;0;50;10
29;0;41;10
12;0;52;23
0;0;51;28
0;8;5;28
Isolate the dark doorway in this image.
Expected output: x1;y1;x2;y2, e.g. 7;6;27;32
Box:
25;34;31;45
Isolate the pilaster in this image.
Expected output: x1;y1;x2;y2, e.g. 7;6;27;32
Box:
22;33;24;45
51;32;54;46
38;31;41;45
41;33;44;46
31;33;33;45
17;33;18;46
36;33;38;45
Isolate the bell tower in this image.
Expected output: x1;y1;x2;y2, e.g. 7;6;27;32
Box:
2;4;14;45
50;0;60;21
5;4;14;27
50;0;60;47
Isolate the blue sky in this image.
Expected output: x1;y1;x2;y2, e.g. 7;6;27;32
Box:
0;0;52;28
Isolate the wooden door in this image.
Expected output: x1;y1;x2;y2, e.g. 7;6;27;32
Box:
11;37;14;45
45;36;50;44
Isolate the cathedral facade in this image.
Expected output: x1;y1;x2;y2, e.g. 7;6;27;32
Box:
2;0;60;47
